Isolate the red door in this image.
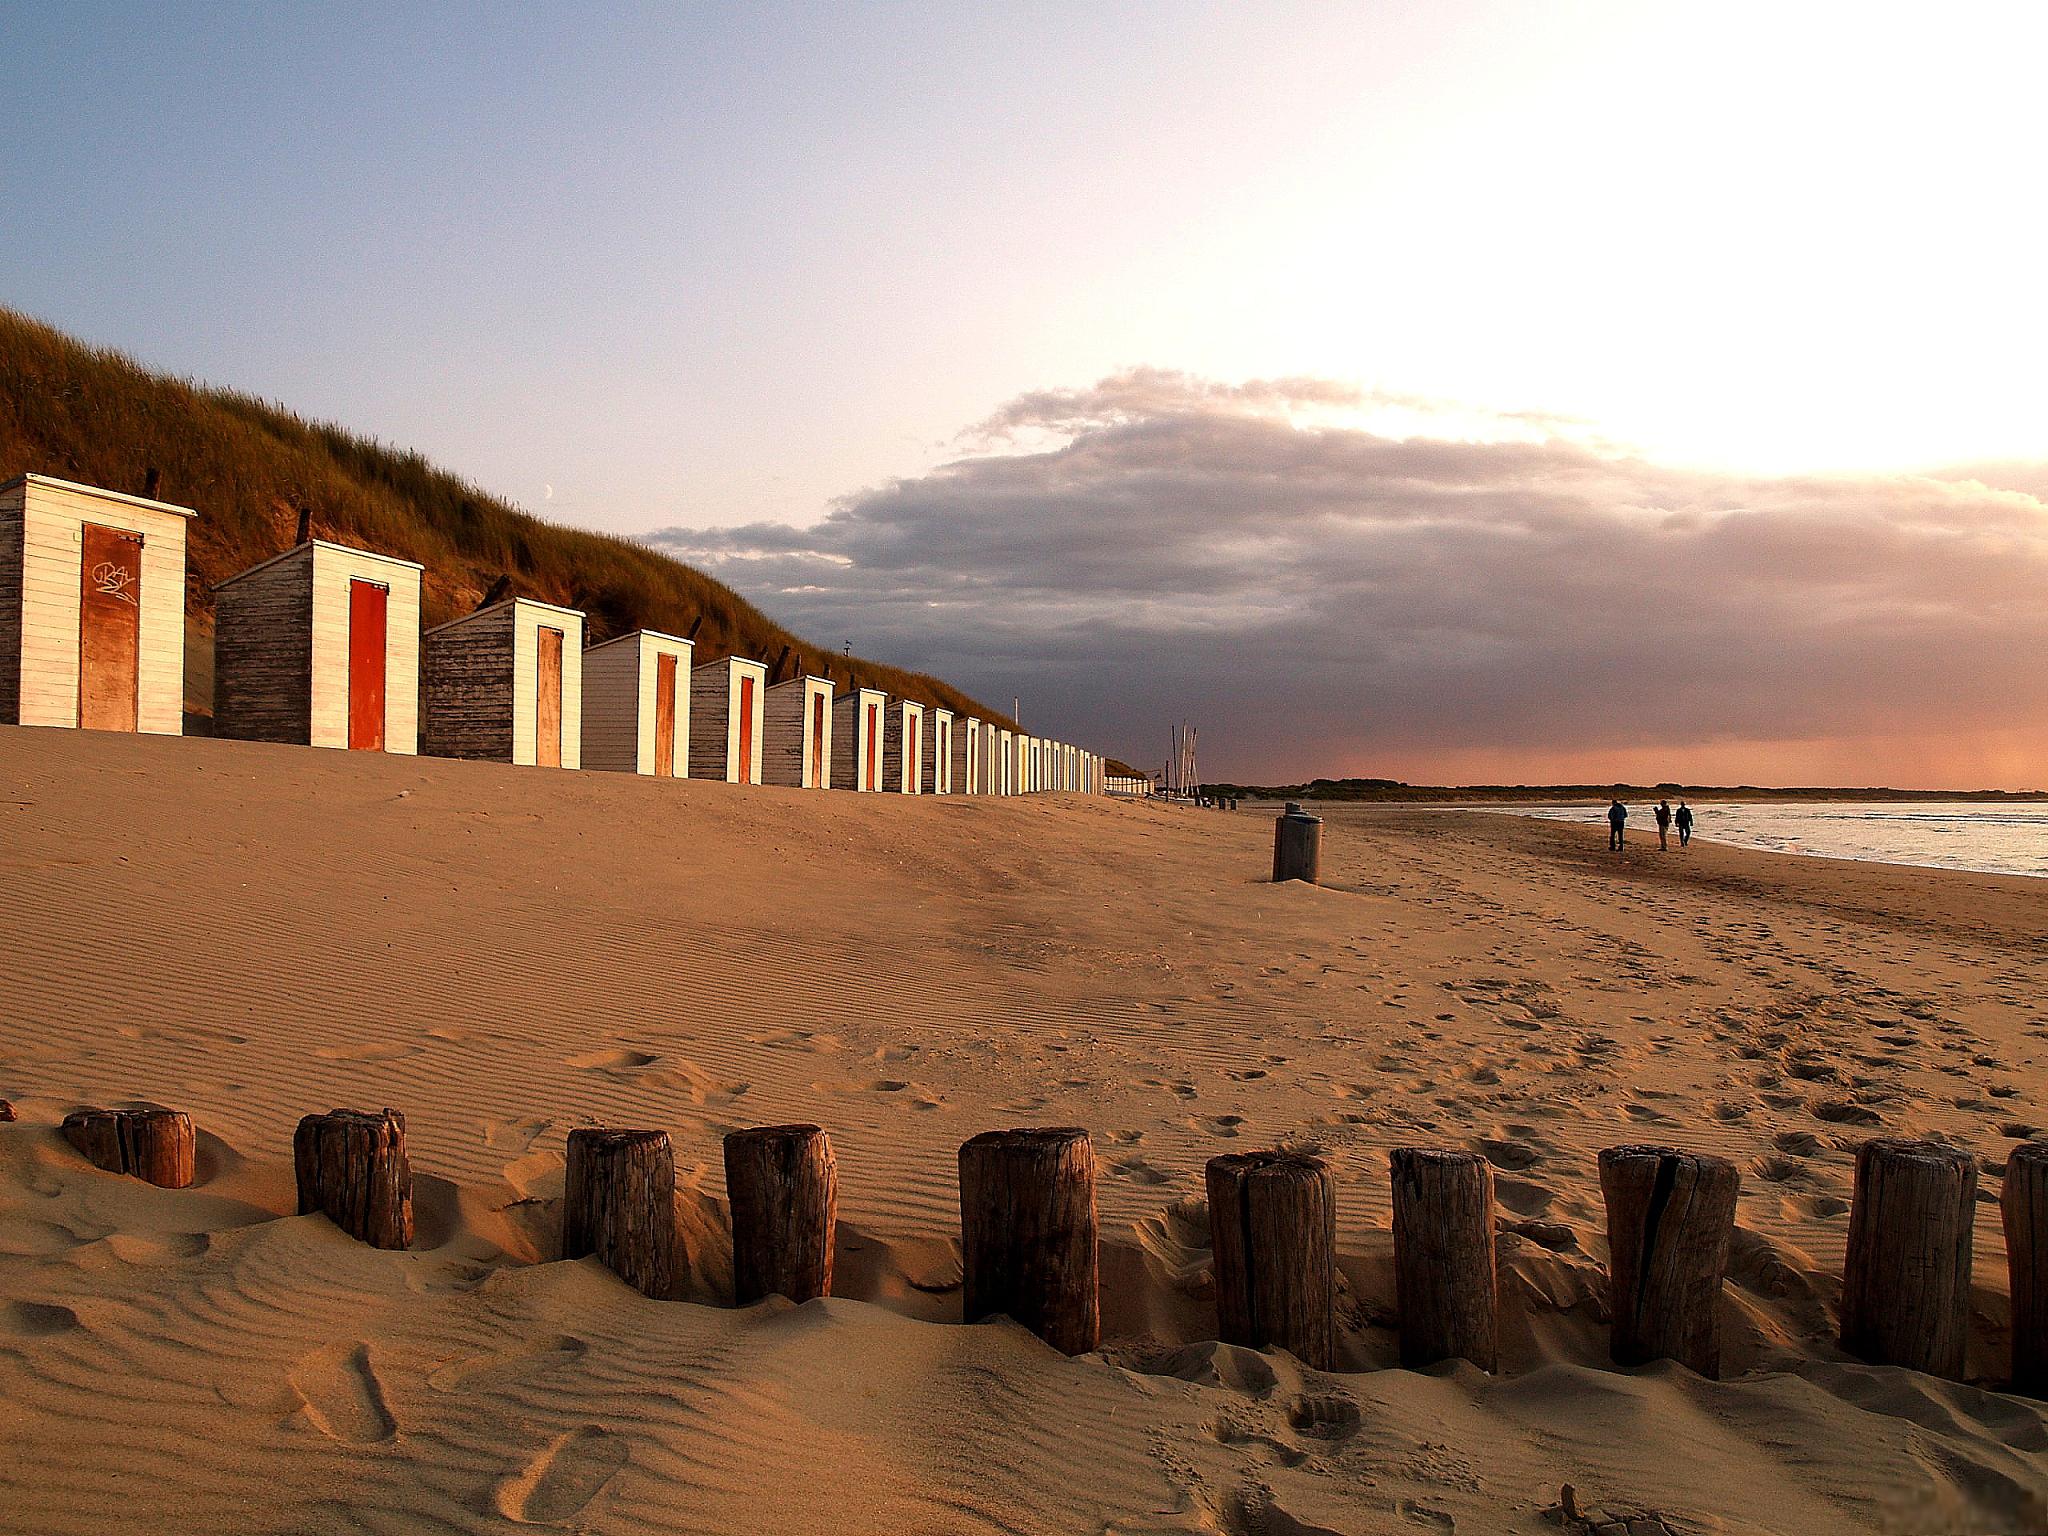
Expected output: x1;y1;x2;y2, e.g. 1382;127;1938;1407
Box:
347;579;388;751
77;524;142;732
653;652;677;777
809;689;826;787
864;702;878;789
535;626;564;767
736;672;756;782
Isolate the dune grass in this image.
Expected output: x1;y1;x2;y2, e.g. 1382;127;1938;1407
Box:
0;306;1012;726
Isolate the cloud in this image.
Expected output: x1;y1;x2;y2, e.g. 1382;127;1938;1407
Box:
645;371;2048;785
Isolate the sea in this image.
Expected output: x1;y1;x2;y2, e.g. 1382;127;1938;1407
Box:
1498;801;2048;880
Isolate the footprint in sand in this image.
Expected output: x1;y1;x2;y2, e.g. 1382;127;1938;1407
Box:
290;1342;396;1444
494;1425;627;1525
566;1048;657;1073
313;1042;420;1063
0;1300;81;1337
429;1334;588;1393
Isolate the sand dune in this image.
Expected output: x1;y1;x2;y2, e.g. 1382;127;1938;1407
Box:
2;727;2045;1534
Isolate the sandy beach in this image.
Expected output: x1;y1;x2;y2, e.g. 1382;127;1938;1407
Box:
2;725;2045;1535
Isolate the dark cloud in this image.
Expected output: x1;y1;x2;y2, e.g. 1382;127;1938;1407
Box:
646;371;2048;783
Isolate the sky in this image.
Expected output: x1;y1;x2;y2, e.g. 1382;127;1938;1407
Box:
4;2;2045;784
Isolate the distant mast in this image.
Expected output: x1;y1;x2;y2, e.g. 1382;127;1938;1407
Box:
1165;722;1199;801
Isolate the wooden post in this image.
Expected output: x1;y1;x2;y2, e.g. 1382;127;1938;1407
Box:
1271;803;1322;884
563;1129;676;1300
1841;1138;1975;1378
1390;1147;1497;1371
1599;1145;1739;1376
725;1124;836;1305
2002;1142;2048;1395
60;1106;195;1188
293;1108;413;1250
1207;1150;1336;1369
959;1128;1099;1355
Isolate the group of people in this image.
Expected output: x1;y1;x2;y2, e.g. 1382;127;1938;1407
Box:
1606;796;1692;851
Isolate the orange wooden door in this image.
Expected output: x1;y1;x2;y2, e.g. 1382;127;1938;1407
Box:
736;673;756;782
653;651;677;777
77;524;143;732
809;689;825;787
535;626;564;767
346;579;388;751
864;702;878;789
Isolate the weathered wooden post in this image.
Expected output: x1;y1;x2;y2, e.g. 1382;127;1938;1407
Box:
1390;1147;1497;1370
1207;1150;1336;1369
562;1128;676;1300
2002;1142;2048;1394
959;1128;1099;1355
1599;1145;1739;1376
1271;802;1322;884
1841;1138;1975;1378
293;1108;413;1250
60;1106;196;1188
725;1123;836;1305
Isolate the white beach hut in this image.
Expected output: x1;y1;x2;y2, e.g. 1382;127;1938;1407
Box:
953;713;980;795
0;473;191;734
923;707;954;794
762;671;834;789
884;698;926;793
831;684;888;791
581;629;692;777
983;720;1001;795
997;727;1014;794
422;597;585;767
689;654;769;784
212;540;422;753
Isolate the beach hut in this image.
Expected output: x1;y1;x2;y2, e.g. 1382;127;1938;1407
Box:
953;714;981;795
1;473;192;734
996;728;1013;794
884;698;926;793
762;672;834;788
422;597;585;767
581;630;692;776
212;540;422;753
923;707;954;794
831;685;888;791
689;654;769;784
983;720;1001;795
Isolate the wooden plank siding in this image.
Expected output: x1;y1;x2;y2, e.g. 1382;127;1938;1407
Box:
830;686;887;791
582;630;693;776
688;655;768;784
422;598;584;766
213;541;421;751
2;475;190;734
883;698;925;794
762;673;833;789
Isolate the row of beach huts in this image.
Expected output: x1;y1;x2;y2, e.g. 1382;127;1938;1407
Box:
0;473;1109;794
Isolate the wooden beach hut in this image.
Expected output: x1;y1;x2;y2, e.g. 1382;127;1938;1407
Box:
923;707;954;794
1;473;192;735
689;654;769;784
422;597;585;767
762;672;834;789
884;698;926;793
982;720;1000;795
581;630;692;777
997;727;1014;794
953;713;981;795
212;540;423;753
831;685;888;791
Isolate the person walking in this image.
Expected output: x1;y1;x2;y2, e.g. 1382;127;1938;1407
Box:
1676;801;1694;847
1607;797;1627;850
1655;798;1673;850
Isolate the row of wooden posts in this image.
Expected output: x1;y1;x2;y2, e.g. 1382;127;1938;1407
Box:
29;1101;2048;1394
